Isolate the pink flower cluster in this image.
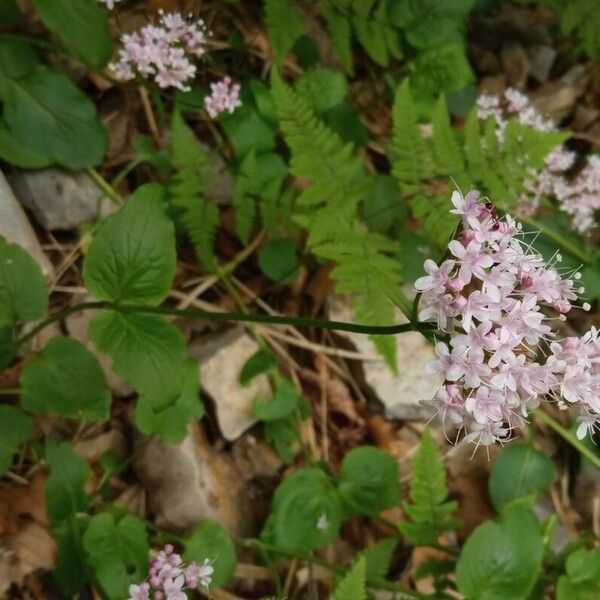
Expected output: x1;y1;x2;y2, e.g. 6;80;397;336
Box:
477;88;600;234
128;544;213;600
203;76;242;119
110;11;208;91
417;190;598;445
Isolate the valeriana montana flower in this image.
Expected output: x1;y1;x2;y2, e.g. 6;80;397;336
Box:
477;88;600;234
110;11;209;91
203;76;242;119
128;544;214;600
418;190;597;445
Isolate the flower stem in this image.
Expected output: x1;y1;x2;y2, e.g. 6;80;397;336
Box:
15;301;434;350
533;409;600;470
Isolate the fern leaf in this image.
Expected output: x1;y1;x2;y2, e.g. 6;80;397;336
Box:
317;230;401;369
398;429;460;545
411;193;458;249
170;111;219;271
332;556;367;600
464;106;485;172
323;4;354;74
264;0;305;66
391;80;431;190
432;96;470;190
361;538;397;581
270;69;367;245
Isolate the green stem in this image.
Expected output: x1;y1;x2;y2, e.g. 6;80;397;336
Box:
533;409;600;470
237;538;427;599
15;301;434;350
519;215;590;265
87;168;125;206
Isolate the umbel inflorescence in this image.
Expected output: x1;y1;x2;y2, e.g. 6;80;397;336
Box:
417;190;599;445
128;544;213;600
107;8;241;118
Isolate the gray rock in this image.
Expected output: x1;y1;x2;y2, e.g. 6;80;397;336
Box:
528;45;557;83
532;82;579;123
500;43;530;88
9;168;115;231
0;169;53;278
328;296;442;420
189;327;271;441
134;423;254;536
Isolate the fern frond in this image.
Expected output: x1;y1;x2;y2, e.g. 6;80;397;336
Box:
322;4;354;74
398;429;460;545
169;111;219;271
270;69;367;245
411;193;458;248
317;229;401;370
391;80;431;190
264;0;305;66
432;96;470;190
332;556;367;600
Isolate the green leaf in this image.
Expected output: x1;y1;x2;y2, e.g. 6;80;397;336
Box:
0;36;38;79
295;68;348;114
0;0;23;26
45;442;91;526
52;515;90;596
20;336;111;421
221;103;276;157
331;556;366;600
488;444;556;512
264;0;305;66
338;446;400;516
170;111;219;270
363;175;405;233
557;546;600;599
30;0;112;68
258;238;299;284
0;406;33;476
90;310;202;442
361;537;398;581
456;504;544;600
254;377;299;421
0;67;106;169
264;419;297;464
184;520;237;588
83;184;176;305
83;513;149;600
322;6;353;74
398;429;460;545
240;348;278;386
0;234;48;327
263;467;344;551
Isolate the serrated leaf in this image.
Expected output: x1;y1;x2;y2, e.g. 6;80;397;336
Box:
0;406;33;476
398;429;460;544
45;442;91;526
295;68;348;114
488;444;556;512
30;0;113;68
0;67;106;169
338;446;400;516
331;556;366;600
263;467;344;551
263;419;297;464
83;514;149;600
258;238;299;284
361;537;398;581
264;0;305;66
20;336;111;421
90;311;203;441
170;111;220;270
83;184;175;304
322;6;353;74
456;504;543;600
0;234;48;327
184;520;237;587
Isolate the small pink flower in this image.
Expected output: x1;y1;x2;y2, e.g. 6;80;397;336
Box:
204;76;242;119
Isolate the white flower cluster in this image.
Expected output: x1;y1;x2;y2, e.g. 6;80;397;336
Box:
417;190;598;445
110;11;208;91
203;76;242;119
477;88;600;234
128;544;213;600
